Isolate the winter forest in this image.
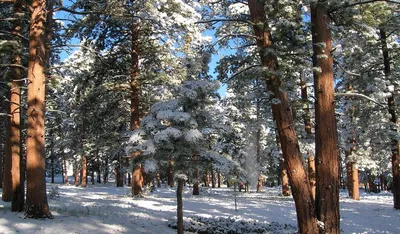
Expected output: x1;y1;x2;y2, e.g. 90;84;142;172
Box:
0;0;399;233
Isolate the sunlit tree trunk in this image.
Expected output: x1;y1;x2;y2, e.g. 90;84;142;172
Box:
248;1;318;233
311;2;340;233
308;156;316;200
280;160;290;196
380;28;400;209
25;0;52;219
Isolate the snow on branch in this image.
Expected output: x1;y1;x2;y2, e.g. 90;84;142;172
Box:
334;92;385;107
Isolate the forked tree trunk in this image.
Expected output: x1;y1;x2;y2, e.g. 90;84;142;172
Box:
248;1;318;233
25;0;52;219
176;178;184;234
81;155;87;187
311;3;340;233
380;29;400;209
308;156;316;200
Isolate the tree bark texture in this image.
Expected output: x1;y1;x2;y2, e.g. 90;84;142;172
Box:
9;0;24;212
25;0;52;219
350;162;359;200
177;178;184;234
308;156;316;200
311;3;340;233
132;164;143;196
248;1;318;233
380;28;400;209
280;160;291;196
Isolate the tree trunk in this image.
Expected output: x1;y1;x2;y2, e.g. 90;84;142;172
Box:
349;162;359;200
103;158;108;184
8;0;24;212
168;157;174;187
132;164;143;196
308;156;316;200
211;169;215;188
50;141;55;184
156;173;160;188
177;178;184;234
217;171;221;188
257;174;263;193
25;0;52;219
91;170;95;185
130;17;144;197
63;156;68;184
81;155;87;187
311;3;340;233
380;28;400;209
280;160;291;196
74;164;80;186
248;1;318;233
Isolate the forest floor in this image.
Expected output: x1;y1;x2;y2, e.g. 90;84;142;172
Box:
0;177;399;234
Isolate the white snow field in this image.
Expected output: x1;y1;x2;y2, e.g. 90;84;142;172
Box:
0;180;399;234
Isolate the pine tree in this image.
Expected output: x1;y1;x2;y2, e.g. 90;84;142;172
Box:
25;0;52;219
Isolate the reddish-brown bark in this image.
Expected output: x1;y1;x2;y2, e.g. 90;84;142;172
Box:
248;1;318;232
308;156;316;200
25;0;52;219
81;156;87;187
311;3;340;233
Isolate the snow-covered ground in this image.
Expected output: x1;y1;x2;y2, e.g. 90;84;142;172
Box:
0;179;399;234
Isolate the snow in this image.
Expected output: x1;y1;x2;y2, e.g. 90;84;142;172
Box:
0;178;399;234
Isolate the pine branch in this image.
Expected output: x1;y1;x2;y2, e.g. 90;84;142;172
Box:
334;92;385;107
0;64;27;70
330;0;400;13
195;18;253;25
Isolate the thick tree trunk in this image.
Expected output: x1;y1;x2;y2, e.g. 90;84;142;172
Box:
248;1;318;233
311;3;340;233
176;178;184;234
9;0;24;212
25;0;52;219
81;156;87;187
308;156;316;200
380;29;400;209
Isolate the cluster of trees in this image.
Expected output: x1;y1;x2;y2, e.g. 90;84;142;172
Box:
0;0;399;233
